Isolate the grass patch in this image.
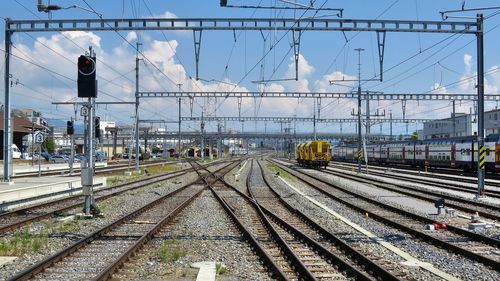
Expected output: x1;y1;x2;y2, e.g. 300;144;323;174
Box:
106;164;180;187
0;227;49;256
57;219;81;233
216;262;228;275
141;164;179;176
157;240;186;263
266;162;296;182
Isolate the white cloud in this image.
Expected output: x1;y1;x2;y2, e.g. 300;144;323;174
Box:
125;32;137;42
464;53;472;74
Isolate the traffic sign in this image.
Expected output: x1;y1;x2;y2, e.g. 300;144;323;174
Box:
80;106;89;116
34;131;44;144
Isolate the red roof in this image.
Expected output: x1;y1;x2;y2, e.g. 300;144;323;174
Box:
0;114;43;133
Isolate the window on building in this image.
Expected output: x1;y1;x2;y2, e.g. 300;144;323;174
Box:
495;114;498;120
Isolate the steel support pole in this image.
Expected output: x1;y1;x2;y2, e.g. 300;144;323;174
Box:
355;48;364;173
366;92;370;134
3;27;12;182
70;116;74;175
390;111;393;140
178;97;181;162
452;100;456;137
84;99;94;215
476;14;485;197
201;110;205;161
134;48;140;171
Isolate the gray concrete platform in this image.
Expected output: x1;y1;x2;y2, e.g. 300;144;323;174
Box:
0;175;106;211
0;162;107;176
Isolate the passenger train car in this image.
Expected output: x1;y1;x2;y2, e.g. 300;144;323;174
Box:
296;140;332;168
332;135;500;173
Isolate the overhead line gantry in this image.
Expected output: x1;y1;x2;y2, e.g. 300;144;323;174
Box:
3;15;486;197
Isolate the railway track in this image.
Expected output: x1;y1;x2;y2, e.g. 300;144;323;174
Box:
193;159;400;280
0;160;225;235
250;160;401;280
271;160;500;271
7;160;239;281
12;159;172;178
331;161;500;192
318;165;500;222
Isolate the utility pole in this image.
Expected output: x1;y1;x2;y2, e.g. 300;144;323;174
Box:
134;42;142;172
355;48;364;173
69;116;75;175
452;100;456;137
217;123;222;159
3;28;12;182
390;110;393;140
313;99;317;140
178;96;182;162
201;109;205;161
366;92;370;134
476;14;485;198
177;82;182;163
402;98;408;136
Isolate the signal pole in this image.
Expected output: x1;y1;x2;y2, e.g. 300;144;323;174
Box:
177;83;182;163
134;42;142;172
355;48;364;173
178;97;182;162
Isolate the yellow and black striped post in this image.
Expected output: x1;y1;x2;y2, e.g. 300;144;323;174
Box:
479;145;486;170
358;149;363;161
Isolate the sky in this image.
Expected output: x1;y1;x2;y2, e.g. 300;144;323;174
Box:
2;0;500;136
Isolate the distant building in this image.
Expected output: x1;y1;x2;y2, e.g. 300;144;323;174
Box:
422;113;472;139
485;108;500;135
420;108;500;139
0;113;44;159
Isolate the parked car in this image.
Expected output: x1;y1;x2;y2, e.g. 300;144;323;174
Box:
50;155;68;163
95;152;108;162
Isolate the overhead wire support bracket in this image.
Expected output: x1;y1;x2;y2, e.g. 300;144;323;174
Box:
221;0;343;16
193;29;203;80
293;29;302;81
440;6;500;20
377;31;386;81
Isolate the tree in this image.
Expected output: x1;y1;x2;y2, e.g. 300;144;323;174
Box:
411;131;419;141
42;138;56;153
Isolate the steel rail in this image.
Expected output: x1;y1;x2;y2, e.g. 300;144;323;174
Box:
322;166;500;219
11;159;172;178
7;161;237;281
271;160;500;270
247;161;376;281
255;160;399;281
94;160;241;280
331;160;500;189
196;159;399;280
0;160;229;234
188;160;290;281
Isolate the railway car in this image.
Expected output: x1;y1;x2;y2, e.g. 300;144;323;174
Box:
332;134;500;174
296;140;331;168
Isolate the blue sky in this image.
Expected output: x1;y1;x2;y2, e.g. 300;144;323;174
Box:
2;0;500;135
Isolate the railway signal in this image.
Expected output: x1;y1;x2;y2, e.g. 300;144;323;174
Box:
66;120;74;135
77;55;97;98
95;117;101;139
